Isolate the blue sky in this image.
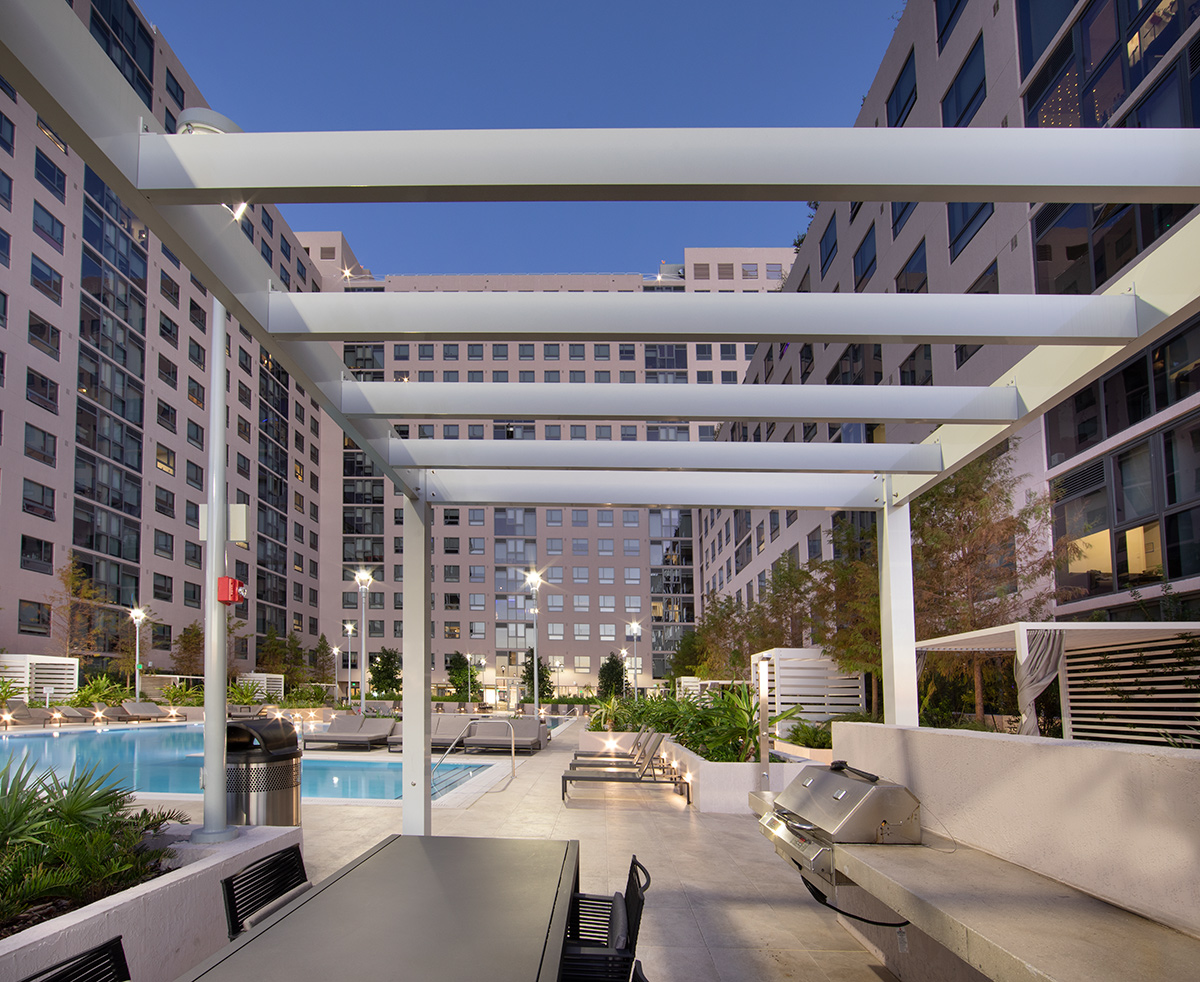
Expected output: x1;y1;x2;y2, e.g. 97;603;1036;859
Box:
142;1;904;276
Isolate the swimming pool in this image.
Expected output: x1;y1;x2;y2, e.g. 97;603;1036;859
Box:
0;724;488;800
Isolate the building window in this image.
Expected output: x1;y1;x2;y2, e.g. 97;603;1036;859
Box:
155;487;175;518
26;369;58;413
23;422;56;466
154;530;174;559
184;582;201;608
34;149;66;202
947;202;993;260
32;201;64;253
30;255;62;304
936;0;967;50
891;200;916;237
895;240;928;294
20;535;53;574
186;460;204;489
886;49;917;127
18;599;51;636
165;68;185;107
819;215;838;275
156;444;175;475
160;270;180;307
22;479;55;521
187;376;205;408
942;35;986;128
159;354;177;388
853;224;876;291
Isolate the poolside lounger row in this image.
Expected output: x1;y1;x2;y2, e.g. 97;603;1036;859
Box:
562;733;690;803
386;714;549;753
302;714;395;750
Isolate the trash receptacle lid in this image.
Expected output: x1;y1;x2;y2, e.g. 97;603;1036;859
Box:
226;717;301;759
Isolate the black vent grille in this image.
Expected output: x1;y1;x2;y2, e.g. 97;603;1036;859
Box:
1053;459;1105;500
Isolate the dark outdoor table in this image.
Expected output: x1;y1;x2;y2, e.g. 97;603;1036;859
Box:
175;835;580;982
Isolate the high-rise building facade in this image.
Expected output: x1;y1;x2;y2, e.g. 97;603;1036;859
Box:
700;0;1200;624
303;233;792;697
0;0;329;669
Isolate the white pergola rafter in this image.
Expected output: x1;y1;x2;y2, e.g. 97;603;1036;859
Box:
269;290;1139;345
134;126;1200;205
343;380;1024;424
6;0;1200;832
388;439;944;474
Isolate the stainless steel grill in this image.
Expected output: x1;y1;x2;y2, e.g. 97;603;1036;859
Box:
752;760;921;899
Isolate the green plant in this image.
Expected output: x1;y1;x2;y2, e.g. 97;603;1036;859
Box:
280;683;329;708
227;680;265;704
0;760;187;937
683;685;804;762
0;679;25;708
160;681;204;706
66;677;129;709
597;653;629;699
787;719;833;749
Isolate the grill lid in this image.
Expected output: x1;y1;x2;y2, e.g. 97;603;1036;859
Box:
773;761;921;844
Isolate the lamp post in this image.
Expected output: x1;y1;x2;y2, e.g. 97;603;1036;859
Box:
627;619;641;700
758;654;771;792
525;569;542;719
466;652;473;707
130;607;146;701
355;570;373;714
343;621;356;706
332;646;342;703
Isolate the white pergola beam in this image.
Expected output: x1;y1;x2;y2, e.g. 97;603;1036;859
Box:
415;470;886;509
137;127;1200;205
345;380;1022;423
389;439;944;474
271;291;1138;346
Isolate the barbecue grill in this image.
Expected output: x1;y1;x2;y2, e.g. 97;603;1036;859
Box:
752;760;921;901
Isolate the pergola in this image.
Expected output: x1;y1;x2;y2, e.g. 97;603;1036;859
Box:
4;0;1200;836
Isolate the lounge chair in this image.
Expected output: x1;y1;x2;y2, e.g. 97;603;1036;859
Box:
222;844;310;939
462;717;546;754
122;701;177;722
2;698;54;727
388;713;478;752
94;703;152;723
48;705;91;725
562;734;690;802
574;725;649;760
17;936;131;982
569;733;670;774
302;713;361;749
228;704;267;719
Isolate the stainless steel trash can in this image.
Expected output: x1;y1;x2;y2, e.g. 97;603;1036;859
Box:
226;718;302;826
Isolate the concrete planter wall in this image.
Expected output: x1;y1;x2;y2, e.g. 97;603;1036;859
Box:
772;740;835;764
0;824;303;982
663;741;810;813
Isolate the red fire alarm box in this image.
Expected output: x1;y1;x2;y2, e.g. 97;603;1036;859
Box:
217;576;247;605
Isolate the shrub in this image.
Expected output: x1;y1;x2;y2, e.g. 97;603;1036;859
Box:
227;680;265;704
66;677;130;709
787;719;833;749
0;759;186;939
160;681;204;706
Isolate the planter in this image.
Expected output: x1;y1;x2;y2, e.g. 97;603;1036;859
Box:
663;741;810;813
771;739;835;764
0;824;302;982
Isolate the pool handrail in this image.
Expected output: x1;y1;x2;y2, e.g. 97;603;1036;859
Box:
432;718;516;780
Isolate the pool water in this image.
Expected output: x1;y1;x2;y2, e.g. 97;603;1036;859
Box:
0;724;488;800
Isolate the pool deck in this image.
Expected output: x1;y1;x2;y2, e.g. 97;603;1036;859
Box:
6;716;895;982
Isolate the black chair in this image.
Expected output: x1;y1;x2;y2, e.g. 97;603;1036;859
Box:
222;844;310;938
562;856;651;982
19;937;130;982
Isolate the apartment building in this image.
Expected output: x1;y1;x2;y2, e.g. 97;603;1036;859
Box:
0;0;328;668
302;233;792;698
700;0;1200;625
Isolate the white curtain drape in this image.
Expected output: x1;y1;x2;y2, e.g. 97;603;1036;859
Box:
1016;629;1064;736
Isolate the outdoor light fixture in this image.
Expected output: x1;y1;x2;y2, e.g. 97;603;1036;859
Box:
332;646;343;703
525;569;544;719
758;654;772;792
627;619;641;701
354;570;373;714
130;606;147;701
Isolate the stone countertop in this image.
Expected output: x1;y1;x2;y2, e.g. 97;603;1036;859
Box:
835;832;1200;982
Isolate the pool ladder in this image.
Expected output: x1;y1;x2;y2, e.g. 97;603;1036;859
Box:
432;719;518;783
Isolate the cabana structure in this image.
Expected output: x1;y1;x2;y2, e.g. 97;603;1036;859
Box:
4;0;1200;837
917;621;1200;744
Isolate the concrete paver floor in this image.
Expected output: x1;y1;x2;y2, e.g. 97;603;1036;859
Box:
157;718;897;982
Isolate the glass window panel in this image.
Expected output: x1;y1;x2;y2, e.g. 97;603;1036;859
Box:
1091;204;1137;287
1103;355;1152;436
1153;324;1200;410
1081;54;1125;127
1057;489;1113;596
1165;505;1200;579
1045;380;1102;465
1116;520;1163;588
1114;443;1155;523
1164;418;1200;506
1081;0;1118;76
1036;203;1091;295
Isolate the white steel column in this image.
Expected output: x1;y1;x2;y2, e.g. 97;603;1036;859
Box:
878;488;919;727
401;491;433;835
193;295;235;843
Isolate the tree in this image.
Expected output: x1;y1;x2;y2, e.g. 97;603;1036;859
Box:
520;648;553;703
910;445;1078;720
370;646;402;694
283;632;309;689
311;634;337;686
172;621;205;677
256;626;287;675
670;630;705;681
445;651;479;700
597;652;630;699
47;558;111;661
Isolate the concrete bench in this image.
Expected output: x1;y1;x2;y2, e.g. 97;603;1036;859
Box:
820;723;1200;982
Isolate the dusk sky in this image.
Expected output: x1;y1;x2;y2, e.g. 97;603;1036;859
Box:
140;1;904;277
